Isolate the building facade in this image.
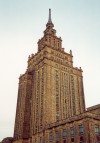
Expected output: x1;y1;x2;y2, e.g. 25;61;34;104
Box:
13;9;100;143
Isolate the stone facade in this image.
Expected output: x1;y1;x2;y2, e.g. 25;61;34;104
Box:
13;9;100;143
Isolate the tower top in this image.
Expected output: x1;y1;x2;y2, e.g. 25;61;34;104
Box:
48;9;52;23
46;9;54;28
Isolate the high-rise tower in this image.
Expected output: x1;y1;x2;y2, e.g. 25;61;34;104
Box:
13;9;86;143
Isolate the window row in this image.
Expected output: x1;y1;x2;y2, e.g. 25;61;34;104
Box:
49;125;84;141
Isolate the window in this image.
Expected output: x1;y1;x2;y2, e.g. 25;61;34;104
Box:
63;129;67;139
96;135;100;142
71;137;74;142
95;125;99;135
63;140;67;143
56;90;59;94
79;124;84;135
56;64;58;68
56;131;60;141
80;136;84;143
35;139;37;143
70;127;74;136
55;70;58;74
40;137;42;143
49;132;53;142
49;37;51;43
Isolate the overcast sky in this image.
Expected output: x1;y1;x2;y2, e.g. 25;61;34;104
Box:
0;0;100;141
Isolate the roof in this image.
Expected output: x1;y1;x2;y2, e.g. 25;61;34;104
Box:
87;104;100;111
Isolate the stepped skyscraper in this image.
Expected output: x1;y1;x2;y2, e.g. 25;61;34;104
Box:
13;9;100;143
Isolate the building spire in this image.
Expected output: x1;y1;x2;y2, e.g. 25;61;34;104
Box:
46;8;54;28
48;8;52;23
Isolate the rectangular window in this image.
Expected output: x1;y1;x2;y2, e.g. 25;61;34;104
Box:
35;139;37;143
63;129;67;139
49;132;53;142
63;140;67;143
56;131;60;141
96;135;100;142
95;125;99;135
71;137;74;142
79;124;84;135
70;127;74;136
40;137;42;143
80;136;84;143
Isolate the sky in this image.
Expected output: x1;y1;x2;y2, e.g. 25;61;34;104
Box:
0;0;100;141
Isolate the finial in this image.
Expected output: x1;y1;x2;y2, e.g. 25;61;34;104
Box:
48;8;52;23
70;50;72;55
46;9;54;28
